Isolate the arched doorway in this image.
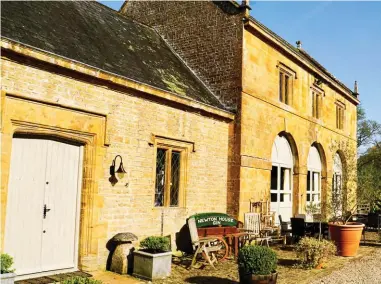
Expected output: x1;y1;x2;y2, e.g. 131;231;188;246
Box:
270;135;293;222
306;146;322;208
333;152;343;215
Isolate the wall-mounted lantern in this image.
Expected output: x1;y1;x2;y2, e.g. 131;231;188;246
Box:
109;155;127;186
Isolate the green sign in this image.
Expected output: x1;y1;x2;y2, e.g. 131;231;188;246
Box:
190;212;237;228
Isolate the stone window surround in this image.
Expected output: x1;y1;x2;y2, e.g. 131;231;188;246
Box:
150;134;194;209
277;62;297;107
310;84;324;119
335;100;346;130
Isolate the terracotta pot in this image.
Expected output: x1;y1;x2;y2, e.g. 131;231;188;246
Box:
239;271;278;284
328;222;364;257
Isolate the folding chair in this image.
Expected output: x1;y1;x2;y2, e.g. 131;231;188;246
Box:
188;217;225;269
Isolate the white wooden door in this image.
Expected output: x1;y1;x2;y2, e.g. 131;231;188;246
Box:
4;138;48;275
270;165;293;223
4;137;83;277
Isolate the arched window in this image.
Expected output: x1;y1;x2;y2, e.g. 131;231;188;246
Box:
270;135;293;221
333;153;343;214
307;146;322;207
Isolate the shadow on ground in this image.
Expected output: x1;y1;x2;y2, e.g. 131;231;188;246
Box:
278;258;298;267
360;241;381;247
185;276;239;284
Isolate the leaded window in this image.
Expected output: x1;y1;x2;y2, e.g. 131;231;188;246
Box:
154;148;183;207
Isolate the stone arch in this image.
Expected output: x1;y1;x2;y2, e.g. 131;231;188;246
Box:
303;141;328;213
276;131;300;172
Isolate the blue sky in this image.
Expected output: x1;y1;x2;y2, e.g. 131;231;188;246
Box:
100;1;381;124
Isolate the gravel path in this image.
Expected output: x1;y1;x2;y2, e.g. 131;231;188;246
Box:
310;249;381;284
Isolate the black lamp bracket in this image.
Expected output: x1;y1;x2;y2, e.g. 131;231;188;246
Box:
110;155;123;176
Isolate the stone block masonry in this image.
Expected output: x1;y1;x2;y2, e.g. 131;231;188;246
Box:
1;49;231;271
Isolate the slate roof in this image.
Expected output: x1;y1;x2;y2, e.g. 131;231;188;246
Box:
1;1;224;109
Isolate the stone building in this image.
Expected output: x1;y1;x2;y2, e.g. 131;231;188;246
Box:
122;1;359;221
1;1;233;278
1;0;359;280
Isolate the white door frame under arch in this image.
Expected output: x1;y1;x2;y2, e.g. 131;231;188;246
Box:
270;135;294;223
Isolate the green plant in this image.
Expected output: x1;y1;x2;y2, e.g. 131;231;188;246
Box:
61;276;102;284
139;236;170;253
295;237;336;269
1;253;15;274
238;245;277;275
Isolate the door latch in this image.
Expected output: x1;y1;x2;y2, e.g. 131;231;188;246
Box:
43;204;51;219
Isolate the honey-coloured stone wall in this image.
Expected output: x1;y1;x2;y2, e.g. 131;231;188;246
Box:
1;50;231;271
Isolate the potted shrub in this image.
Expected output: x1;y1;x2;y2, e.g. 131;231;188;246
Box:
326;141;365;257
133;236;172;280
327;177;364;257
295;237;336;269
238;245;277;284
1;253;16;284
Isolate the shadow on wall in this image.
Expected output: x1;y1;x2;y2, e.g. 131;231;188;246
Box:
175;223;193;254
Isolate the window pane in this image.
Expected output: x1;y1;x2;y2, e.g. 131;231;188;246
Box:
307;171;311;192
307;194;310;202
285;75;289;105
316;94;320;118
311;92;315;117
170;151;181;207
279;73;284;102
280;193;284;202
271;193;277;202
313;172;319;192
155;149;166;207
280;167;290;191
271;166;278;189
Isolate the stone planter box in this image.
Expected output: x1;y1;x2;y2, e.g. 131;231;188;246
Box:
133;250;172;280
0;273;16;284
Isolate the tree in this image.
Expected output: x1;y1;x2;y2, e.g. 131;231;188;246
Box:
356;106;381;211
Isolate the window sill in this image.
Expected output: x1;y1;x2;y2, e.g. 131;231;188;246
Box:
152;206;186;210
310;116;324;125
278;101;295;113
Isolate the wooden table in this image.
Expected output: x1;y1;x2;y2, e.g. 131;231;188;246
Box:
225;232;249;259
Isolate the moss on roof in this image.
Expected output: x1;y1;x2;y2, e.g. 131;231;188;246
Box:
1;1;224;108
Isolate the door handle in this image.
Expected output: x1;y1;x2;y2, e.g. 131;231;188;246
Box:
43;204;51;219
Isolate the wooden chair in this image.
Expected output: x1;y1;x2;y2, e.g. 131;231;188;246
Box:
242;213;271;247
188;217;225;269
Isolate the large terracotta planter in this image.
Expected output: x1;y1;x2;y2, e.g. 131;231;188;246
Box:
239;271;278;284
328;222;364;257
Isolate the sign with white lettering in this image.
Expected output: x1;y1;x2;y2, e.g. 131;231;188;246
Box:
189;212;237;228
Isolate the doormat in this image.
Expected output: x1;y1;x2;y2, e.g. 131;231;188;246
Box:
15;271;92;284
